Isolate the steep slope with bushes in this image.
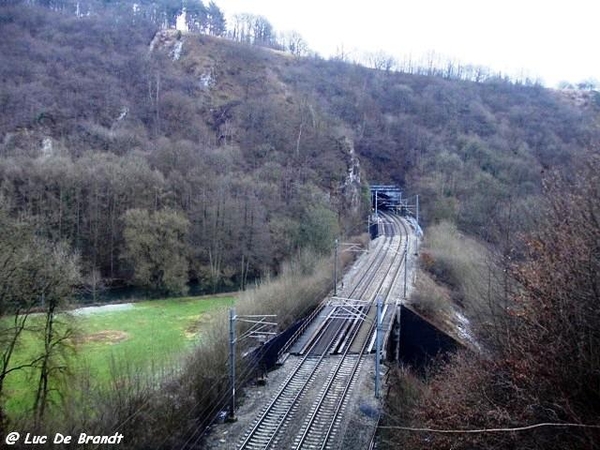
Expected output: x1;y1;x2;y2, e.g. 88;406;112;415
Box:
2;4;599;296
0;5;365;295
383;162;600;450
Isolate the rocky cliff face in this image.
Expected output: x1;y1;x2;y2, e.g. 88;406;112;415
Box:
340;134;364;216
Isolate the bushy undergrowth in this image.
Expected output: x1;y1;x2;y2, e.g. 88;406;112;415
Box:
409;272;452;318
412;221;498;322
236;248;347;329
384;165;600;450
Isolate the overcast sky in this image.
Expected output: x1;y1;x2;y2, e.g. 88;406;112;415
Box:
215;0;598;87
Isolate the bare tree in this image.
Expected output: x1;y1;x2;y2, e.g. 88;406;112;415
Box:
122;208;190;294
280;30;309;57
365;50;397;72
0;209;79;432
33;243;80;426
387;161;600;450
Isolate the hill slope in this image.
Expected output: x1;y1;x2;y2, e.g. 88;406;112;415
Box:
1;4;599;293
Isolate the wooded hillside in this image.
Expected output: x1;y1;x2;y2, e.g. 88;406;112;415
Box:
1;2;599;296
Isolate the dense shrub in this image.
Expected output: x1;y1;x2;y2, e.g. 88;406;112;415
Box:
384;162;600;450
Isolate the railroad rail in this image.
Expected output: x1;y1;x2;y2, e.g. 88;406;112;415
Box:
237;213;410;450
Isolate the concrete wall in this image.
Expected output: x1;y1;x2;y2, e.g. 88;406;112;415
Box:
388;305;461;370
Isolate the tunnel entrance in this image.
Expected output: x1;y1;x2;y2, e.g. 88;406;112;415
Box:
370;185;402;213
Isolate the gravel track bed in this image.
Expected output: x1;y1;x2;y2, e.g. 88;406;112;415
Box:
204;219;414;449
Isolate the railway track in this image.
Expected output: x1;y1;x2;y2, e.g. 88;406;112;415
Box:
292;354;363;450
237;213;410;450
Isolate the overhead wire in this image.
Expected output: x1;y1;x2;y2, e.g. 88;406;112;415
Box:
110;239;367;449
179;327;297;449
377;422;600;434
177;302;313;449
178;258;352;449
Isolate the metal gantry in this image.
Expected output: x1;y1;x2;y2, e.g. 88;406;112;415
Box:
229;309;278;420
326;296;370;320
234;212;414;450
370;185;403;213
333;240;369;296
369;185;420;231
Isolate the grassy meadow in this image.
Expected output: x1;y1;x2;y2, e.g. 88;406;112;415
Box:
4;295;234;416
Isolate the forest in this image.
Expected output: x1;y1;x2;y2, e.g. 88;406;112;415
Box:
1;1;599;448
0;2;360;297
2;1;598;297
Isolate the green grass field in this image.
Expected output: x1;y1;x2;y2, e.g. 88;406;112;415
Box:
4;295;234;416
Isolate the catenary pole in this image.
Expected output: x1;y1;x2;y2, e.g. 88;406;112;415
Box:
334;238;339;296
375;296;382;398
229;308;236;421
415;194;419;226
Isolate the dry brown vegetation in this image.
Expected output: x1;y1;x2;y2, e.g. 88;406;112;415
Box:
75;330;130;345
409;221;499;341
383;162;600;450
